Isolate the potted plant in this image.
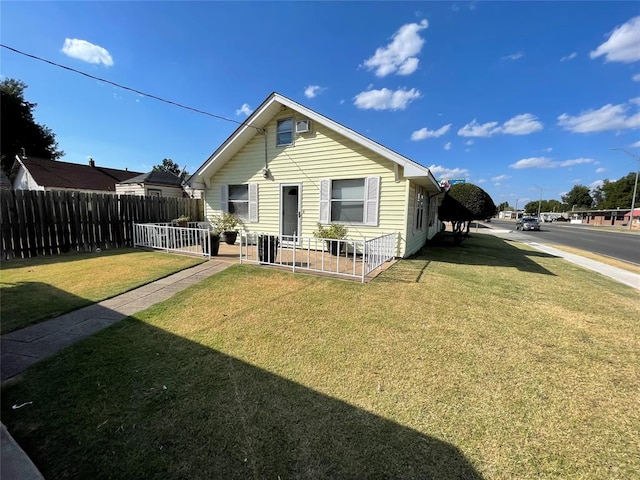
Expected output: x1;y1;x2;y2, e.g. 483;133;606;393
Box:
213;212;243;245
313;223;348;256
201;227;220;256
172;215;191;227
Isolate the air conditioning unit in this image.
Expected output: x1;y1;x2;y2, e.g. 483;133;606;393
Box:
295;119;311;133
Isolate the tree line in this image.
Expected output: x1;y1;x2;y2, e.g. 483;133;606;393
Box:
496;175;638;215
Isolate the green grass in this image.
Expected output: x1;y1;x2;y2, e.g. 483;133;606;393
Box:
2;235;639;479
0;249;204;334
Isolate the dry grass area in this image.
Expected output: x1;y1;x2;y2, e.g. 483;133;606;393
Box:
0;249;204;333
1;235;639;479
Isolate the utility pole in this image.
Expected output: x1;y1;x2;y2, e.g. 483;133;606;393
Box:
532;185;543;219
611;148;640;231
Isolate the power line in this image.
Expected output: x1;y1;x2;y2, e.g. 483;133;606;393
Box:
1;44;262;132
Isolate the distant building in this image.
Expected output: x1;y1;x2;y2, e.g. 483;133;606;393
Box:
115;171;203;199
10;155;142;194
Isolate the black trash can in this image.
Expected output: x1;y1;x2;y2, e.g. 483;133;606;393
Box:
258;235;279;263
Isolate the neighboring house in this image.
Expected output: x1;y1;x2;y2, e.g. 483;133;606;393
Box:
115;170;202;198
189;92;443;258
11;156;142;194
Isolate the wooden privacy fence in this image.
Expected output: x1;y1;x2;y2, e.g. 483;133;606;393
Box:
0;190;203;259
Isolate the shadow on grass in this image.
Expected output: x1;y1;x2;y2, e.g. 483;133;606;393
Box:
1;313;485;479
380;233;557;283
0;248;138;271
0;281;96;335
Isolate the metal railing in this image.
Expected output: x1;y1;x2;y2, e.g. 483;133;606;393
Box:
133;223;213;258
239;232;397;282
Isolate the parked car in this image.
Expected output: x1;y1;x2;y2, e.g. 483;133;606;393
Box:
516;217;540;231
552;216;569;222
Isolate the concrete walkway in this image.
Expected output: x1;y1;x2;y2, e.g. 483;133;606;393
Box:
1;258;233;480
478;226;639;290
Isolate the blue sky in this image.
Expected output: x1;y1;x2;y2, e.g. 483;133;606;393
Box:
2;1;639;207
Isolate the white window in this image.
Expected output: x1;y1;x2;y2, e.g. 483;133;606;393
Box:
414;185;425;232
276;118;293;146
147;188;162;197
319;177;379;226
221;183;259;222
228;184;248;219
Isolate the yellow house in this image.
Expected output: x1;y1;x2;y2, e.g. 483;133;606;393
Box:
189;93;443;258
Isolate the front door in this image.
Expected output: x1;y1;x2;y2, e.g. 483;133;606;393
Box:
281;184;301;241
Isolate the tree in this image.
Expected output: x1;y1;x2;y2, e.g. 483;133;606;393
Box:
438;183;496;243
153;158;186;178
562;185;593;210
1;78;64;173
496;201;510;213
524;201;539;215
593;172;638;209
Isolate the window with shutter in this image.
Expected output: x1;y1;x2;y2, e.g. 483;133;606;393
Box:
318;177;380;226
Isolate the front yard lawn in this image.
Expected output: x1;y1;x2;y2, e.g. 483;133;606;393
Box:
0;249;205;334
2;236;639;479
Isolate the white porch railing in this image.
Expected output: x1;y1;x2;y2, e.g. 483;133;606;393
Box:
133;223;213;258
239;232;397;282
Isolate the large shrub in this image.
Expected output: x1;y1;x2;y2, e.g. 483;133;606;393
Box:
438;183;496;242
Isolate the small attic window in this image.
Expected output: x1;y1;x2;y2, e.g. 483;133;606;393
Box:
276;118;293;146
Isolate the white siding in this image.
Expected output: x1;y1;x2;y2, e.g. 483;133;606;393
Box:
204;108;416;256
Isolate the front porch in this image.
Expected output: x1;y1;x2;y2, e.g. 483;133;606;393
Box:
133;223;397;282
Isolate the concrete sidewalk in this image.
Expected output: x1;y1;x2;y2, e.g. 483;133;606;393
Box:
478;226;639;290
1;258;233;480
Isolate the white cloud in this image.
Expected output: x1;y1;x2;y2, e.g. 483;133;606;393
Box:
557;99;640;133
465;140;474;146
235;103;253;116
510;156;596;169
304;85;326;98
62;38;113;66
457;119;500;137
589;180;604;190
596;167;606;173
353;88;421;111
458;113;542;137
633;73;640;82
630;140;640;148
560;52;577;62
428;164;469;179
491;174;510;182
501;51;524;61
543;147;553;152
559;158;597;167
590;16;640;63
477;178;487;184
411;123;452;140
362;19;428;77
500;113;544;135
444;142;452;150
510;157;555;169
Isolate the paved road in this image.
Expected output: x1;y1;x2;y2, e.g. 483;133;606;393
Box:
488;219;640;265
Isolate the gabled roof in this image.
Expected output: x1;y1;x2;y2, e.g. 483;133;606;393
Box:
190;92;441;191
14;156;143;192
118;170;184;187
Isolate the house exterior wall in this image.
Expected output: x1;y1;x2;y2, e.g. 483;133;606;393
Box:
13;166;44;191
115;184;186;198
203;108;418;256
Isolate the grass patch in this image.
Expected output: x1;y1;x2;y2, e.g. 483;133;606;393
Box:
2;235;639;479
0;249;204;334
